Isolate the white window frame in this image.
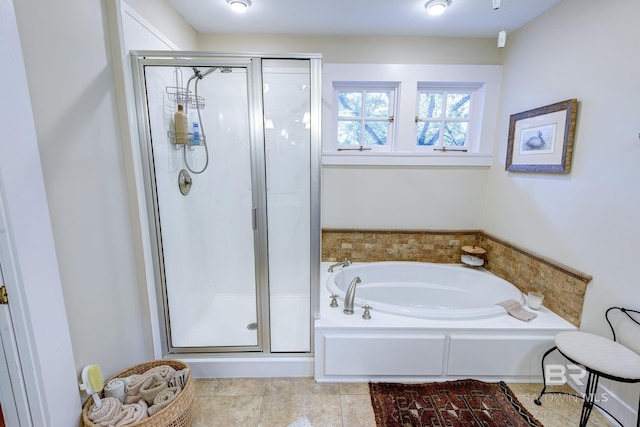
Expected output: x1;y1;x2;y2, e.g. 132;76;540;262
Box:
322;64;502;166
414;82;484;153
332;82;399;153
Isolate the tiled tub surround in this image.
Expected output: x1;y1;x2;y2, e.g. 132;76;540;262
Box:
322;229;591;327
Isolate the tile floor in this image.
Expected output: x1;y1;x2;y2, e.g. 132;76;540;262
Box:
192;377;614;427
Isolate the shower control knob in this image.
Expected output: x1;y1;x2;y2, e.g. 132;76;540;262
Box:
362;305;372;320
178;169;193;196
330;294;339;308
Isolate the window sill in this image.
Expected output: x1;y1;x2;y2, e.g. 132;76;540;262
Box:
322;152;492;167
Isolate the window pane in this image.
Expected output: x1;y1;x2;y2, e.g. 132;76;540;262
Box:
418;93;443;118
416;122;440;146
337;120;361;145
363;121;388;145
446;93;471;118
338;92;362;117
365;92;390;118
443;122;468;146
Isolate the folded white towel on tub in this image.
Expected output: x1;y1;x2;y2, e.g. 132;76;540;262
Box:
496;299;537;321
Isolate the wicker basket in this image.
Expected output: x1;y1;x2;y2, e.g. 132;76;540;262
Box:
81;359;194;427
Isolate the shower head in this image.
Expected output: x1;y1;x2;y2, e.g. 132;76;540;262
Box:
190;66;232;80
199;67;219;78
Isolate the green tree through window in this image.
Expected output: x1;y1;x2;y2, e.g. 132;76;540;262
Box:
336;85;396;147
416;89;472;148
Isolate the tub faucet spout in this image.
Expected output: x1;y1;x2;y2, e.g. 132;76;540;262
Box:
328;258;351;272
343;276;361;315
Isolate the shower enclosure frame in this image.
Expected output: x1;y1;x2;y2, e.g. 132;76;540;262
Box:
129;51;322;357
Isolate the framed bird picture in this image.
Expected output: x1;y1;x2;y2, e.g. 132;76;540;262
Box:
505;99;578;173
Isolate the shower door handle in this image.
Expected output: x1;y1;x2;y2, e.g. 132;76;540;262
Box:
252;208;257;230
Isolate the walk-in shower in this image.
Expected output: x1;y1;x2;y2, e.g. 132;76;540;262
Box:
130;52;321;359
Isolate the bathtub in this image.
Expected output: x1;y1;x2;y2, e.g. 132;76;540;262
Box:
326;261;524;320
315;261;576;383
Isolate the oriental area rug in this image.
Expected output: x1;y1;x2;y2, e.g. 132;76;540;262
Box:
369;380;543;427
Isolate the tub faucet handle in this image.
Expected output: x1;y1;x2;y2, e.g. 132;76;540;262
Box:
328;258;352;272
362;305;372;320
330;294;339;308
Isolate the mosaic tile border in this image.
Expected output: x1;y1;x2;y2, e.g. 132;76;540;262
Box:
322;229;591;326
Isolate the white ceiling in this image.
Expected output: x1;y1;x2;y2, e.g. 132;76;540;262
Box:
167;0;562;38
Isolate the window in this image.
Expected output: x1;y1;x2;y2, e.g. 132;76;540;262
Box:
334;82;398;152
323;64;499;166
415;83;481;151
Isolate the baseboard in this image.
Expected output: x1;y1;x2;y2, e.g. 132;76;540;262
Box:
175;356;314;379
567;376;638;426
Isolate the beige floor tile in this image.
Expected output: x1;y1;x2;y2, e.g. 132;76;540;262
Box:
194;377;268;397
258;393;342;427
341;394;376;427
192;395;263;427
265;377;339;397
189;378;619;427
339;382;370;395
509;383;614;427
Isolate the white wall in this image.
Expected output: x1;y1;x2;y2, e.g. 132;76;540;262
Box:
124;0;197;50
483;0;640;413
0;0;81;424
10;0;196;401
198;34;500;65
12;0;153;383
323;166;489;229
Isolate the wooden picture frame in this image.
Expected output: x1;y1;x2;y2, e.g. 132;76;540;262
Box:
505;99;578;173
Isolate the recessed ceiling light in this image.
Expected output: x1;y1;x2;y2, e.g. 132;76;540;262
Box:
425;0;451;16
227;0;251;13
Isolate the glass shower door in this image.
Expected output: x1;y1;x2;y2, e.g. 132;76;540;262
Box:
142;63;260;351
263;59;312;352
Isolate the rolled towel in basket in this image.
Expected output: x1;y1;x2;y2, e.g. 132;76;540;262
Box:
148;386;182;416
104;379;127;403
138;373;168;405
169;368;189;389
125;365;175;404
87;397;123;426
113;400;149;426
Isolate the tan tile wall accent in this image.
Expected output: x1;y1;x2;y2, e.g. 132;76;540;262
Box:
479;233;591;327
322;229;592;327
322;229;479;264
